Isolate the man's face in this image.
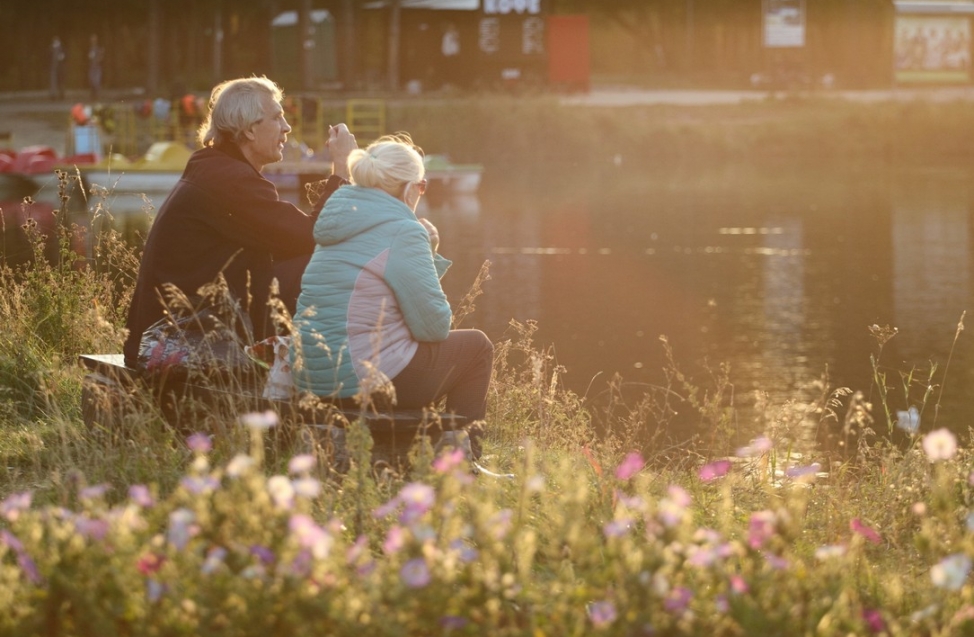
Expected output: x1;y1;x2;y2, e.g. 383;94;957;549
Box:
243;93;291;169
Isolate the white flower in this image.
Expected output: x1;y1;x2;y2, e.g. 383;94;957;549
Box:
896;406;920;434
931;553;971;591
267;475;295;509
922;428;958;462
814;544;847;561
292;478;321;499
240;410;279;431
226;454;255;477
288;454;316;475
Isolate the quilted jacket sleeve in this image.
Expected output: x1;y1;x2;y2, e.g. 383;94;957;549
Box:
383;221;453;342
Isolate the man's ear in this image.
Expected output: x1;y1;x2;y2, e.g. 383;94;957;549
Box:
241;126;257;142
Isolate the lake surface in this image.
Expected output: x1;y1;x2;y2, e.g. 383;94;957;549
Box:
6;162;973;441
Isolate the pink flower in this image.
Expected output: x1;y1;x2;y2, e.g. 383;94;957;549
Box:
862;608;886;634
664;587;693;614
658;485;691;528
128;485;154;508
615;452;645;480
136;552;165;575
400;558;431;588
736;436;773;458
850;518;881;545
383;525;405;555
699;459;731;482
729;574;749;595
288;454;315;475
1;492;32;522
748;510;777;549
186;432;212;454
433;448;466;474
74;515;109;541
587;600;618;628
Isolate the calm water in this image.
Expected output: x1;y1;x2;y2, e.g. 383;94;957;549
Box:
6;162;973;439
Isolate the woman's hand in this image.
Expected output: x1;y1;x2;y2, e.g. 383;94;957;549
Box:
327;124;357;180
418;217;440;253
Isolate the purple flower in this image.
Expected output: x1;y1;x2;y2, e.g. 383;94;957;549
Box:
747;510;777;550
400;558;431;588
439;616;468;630
250;545;275;565
167;508;196;550
587;600;618;629
488;509;514;540
664;587;693;615
186;432;212;454
603;519;633;538
180;476;219;495
201;546;227;575
1;491;32;522
932;553;972;591
398;483;436;524
289;514;333;559
79;484;110;500
74;515;110;541
699;459;731;482
785;463;822;480
1;530;41;584
615;452;645;480
736;436;773;458
128;485;154;508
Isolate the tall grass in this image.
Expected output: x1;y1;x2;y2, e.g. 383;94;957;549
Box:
2;165;974;634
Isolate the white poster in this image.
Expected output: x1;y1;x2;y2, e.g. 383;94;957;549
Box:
895;15;971;82
763;0;805;48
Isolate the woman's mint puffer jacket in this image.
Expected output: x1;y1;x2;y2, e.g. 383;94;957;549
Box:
292;185;452;399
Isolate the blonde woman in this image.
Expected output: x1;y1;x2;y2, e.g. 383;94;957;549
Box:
294;134;493;454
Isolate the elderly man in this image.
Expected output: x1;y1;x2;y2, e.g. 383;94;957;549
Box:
123;75;356;368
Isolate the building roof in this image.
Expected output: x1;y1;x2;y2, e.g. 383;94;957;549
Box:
893;0;974;13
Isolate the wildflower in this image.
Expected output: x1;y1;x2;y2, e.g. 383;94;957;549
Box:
289;514;333;559
931;553;972;591
398;483;436;524
186;432;212;454
896;406;920;434
136;552;165;575
603;519;633;539
587;600;618;629
201;546;227;575
664;587;693;614
736;436;773;458
923;428;958;462
79;484;110;500
699;459;731;482
449;538;479;563
0;530;41;585
432;447;466;474
292;477;321;499
525;474;546;492
167;508;196;550
226;454;255;477
146;579;165;603
862;608;886;634
785;463;821;480
439;616;468;630
729;574;749;595
268;475;295;510
765;553;789;570
850;518;882;545
913;502;927;517
658;485;691;528
615;451;645;480
747;510;777;550
128;485;154;508
180;476;219;495
288;454;316;475
400;558;431;588
814;544;847;561
239;410;278;430
715;595;729;614
383;525;406;555
488;509;514;540
250;545;275;566
74;515;110;541
1;492;32;522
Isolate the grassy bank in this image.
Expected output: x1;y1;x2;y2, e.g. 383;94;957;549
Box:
369;95;974;180
2;125;974;633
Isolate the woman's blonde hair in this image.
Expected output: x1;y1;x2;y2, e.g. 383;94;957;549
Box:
197;76;283;147
348;133;425;199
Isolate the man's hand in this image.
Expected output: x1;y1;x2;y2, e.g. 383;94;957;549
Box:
327;124;357;181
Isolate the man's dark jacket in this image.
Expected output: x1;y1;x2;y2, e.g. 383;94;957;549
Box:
122;142;343;367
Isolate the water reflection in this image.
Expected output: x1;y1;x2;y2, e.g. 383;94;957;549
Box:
8;164;974;439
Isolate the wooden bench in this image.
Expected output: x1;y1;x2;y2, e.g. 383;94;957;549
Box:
79;354;469;467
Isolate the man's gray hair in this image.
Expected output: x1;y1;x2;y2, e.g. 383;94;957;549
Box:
197;76;283;147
